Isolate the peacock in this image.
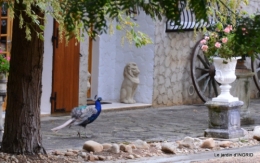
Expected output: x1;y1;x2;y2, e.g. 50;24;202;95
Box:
51;96;102;137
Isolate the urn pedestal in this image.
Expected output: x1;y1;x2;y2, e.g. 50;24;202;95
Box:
204;101;244;139
0;73;7;142
0;95;3;142
232;69;255;125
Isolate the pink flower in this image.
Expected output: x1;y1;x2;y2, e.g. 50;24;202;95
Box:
200;39;207;44
204;36;210;40
242;28;246;31
201;45;208;52
215;42;221;48
227;25;233;31
6;56;10;61
223;27;230;33
222;37;228;43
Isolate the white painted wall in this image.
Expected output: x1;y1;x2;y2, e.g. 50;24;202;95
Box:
92;12;155;104
90;37;101;99
40;15;53;114
114;13;155;104
94;31;117;100
79;35;89;105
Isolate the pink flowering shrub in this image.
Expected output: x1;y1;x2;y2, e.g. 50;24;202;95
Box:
200;13;260;62
233;14;260;59
0;52;10;74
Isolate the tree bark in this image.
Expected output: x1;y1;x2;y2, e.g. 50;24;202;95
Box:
1;1;45;154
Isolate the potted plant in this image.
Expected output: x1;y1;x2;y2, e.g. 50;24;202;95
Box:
199;13;260;102
0;54;10;93
0;54;10;74
199;24;242;102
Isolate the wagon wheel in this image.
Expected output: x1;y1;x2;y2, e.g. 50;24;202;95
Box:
191;40;219;102
251;54;260;91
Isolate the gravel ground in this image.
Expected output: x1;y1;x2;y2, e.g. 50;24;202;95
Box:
0;133;259;163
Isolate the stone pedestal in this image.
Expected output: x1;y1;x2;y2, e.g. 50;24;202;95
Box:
204;101;244;139
232;69;254;125
0;95;3;143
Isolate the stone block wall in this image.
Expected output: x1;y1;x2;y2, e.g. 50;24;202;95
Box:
153;18;203;106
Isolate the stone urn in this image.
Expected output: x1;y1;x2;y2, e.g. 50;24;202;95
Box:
212;57;241;102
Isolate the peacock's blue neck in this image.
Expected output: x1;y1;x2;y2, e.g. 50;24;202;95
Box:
95;101;102;112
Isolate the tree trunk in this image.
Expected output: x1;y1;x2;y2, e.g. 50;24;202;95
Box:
1;1;45;154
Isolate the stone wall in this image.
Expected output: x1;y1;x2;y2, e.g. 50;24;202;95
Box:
153;18;203;106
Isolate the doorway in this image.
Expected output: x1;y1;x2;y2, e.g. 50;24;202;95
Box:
51;21;80;113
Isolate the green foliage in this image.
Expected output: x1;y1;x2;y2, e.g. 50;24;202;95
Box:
233;14;260;59
0;0;210;47
114;13;153;47
1;0;250;48
60;0;208;38
0;54;10;74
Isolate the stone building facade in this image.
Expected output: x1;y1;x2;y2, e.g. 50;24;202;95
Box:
40;1;260;114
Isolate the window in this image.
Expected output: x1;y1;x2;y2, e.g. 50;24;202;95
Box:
165;1;214;32
0;3;12;57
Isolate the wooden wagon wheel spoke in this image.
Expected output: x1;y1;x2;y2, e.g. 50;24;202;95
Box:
251;54;260;91
202;77;211;93
197;73;209;82
197;55;210;68
191;39;219;102
196;67;209;72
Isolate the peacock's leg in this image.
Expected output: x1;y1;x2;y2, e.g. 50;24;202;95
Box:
77;127;81;138
84;127;92;138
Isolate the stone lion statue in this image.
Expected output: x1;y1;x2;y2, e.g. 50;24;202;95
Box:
120;62;140;104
